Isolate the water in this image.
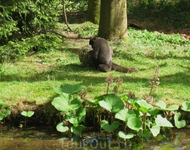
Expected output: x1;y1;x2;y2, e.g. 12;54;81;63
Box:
0;125;190;150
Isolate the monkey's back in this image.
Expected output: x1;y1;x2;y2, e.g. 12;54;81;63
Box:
94;38;112;64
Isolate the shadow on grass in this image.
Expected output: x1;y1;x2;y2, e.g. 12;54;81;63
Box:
147;55;190;60
0;63;143;85
113;50;138;61
0;62;189;87
160;71;190;86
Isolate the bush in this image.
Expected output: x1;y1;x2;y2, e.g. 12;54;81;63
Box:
0;0;62;62
127;0;190;28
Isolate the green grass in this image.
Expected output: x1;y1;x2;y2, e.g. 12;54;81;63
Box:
0;23;190;110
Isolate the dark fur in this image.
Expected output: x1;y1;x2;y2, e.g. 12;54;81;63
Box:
89;37;139;73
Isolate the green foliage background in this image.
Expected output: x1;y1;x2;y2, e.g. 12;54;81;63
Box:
0;0;62;62
128;0;190;28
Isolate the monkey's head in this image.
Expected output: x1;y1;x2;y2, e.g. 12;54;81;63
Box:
89;37;99;48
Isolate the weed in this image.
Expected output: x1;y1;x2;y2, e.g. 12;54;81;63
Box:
113;77;123;95
20;110;35;127
105;73;114;94
149;66;160;96
0;99;11;121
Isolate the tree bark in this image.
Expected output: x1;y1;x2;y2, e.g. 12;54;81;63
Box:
87;0;100;24
98;0;128;41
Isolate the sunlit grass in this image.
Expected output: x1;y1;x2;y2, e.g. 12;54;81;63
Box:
0;23;190;109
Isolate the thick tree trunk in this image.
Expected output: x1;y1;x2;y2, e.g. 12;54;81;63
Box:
87;0;100;24
98;0;128;41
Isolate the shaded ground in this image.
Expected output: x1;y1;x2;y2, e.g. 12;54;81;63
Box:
127;0;190;41
66;11;190;41
128;19;190;41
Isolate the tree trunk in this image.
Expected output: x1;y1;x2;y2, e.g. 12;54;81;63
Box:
98;0;128;41
87;0;100;24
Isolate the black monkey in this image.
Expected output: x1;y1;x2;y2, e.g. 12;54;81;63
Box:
89;37;139;73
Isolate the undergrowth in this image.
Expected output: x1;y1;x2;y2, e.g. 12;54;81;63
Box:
128;0;190;29
50;80;190;141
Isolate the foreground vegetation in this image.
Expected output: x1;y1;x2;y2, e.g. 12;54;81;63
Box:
51;82;190;140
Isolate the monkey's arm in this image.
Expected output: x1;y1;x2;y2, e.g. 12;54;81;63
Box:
91;44;100;59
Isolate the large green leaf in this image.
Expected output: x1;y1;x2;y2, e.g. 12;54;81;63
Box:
127;117;142;131
150;125;160;137
51;93;72;112
100;120;120;132
0;100;6;107
155;115;173;127
174;112;186;129
85;99;98;106
139;129;151;138
156;100;166;110
0;114;4;121
98;94;124;113
144;119;152;128
70;98;82;110
54;87;63;95
67;107;86;124
156;100;179;111
148;108;159;116
56;122;69;133
67;117;77;125
71;125;85;135
0;109;11;120
181;102;190;112
136;99;153;113
166;105;179;111
54;83;86;94
115;109;136;122
118;131;134;139
76;107;86;122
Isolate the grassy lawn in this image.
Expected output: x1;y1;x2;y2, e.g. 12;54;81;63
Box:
0;23;189;109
